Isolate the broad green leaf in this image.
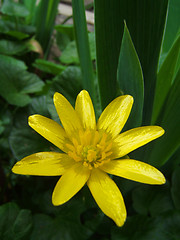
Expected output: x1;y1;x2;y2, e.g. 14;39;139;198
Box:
29;96;51;116
13;209;32;239
33;59;66;75
0;203;32;239
51;199;92;240
30;214;53;240
9;96;52;159
55;24;75;41
0;202;19;239
132;184;173;217
55;24;74;52
0;40;28;55
0;19;36;39
60;32;96;64
111;215;158;240
72;0;96;107
152;35;180;123
9;126;52;160
0;55;44;106
0;54;27;70
117;23;144;129
94;0;168;124
1;0;30;17
171;166;180;210
148;70;180;166
111;211;180;240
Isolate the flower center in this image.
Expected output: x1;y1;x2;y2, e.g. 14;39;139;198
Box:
66;130;113;169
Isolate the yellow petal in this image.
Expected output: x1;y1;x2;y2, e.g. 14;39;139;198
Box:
53;92;83;137
97;95;133;138
101;159;166;185
75;90;96;130
28;114;68;152
12;152;74;176
113;126;165;158
52;163;90;205
87;169;126;227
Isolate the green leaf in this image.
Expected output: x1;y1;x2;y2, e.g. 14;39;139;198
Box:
162;0;180;54
55;25;74;52
132;184;173;217
9;96;52;159
23;0;37;24
148;69;180;166
30;214;53;240
94;0;168;123
171;166;180;210
51;199;92;240
13;209;32;239
1;0;30;18
111;211;180;240
72;0;96;106
0;202;19;239
0;54;27;70
34;0;59;54
9;126;52;160
111;215;158;240
29;95;51;116
0;55;44;106
0;19;36;40
33;59;66;75
47;66;82;122
152;35;180;123
0;40;28;55
117;23;144;129
60;32;96;64
55;24;75;41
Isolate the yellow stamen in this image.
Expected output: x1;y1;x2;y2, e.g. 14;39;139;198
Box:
67;130;113;169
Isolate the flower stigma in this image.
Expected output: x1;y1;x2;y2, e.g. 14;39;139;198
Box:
66;130;113;169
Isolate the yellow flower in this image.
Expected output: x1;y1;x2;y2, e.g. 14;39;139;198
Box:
12;90;165;226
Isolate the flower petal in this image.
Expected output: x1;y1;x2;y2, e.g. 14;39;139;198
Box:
53;92;83;137
87;169;126;227
12;152;74;176
75;90;96;130
101;159;166;185
28;114;68;152
52;163;90;205
97;95;133;138
113;126;165;158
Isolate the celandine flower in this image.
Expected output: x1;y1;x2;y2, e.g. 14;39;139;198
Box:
12;90;165;226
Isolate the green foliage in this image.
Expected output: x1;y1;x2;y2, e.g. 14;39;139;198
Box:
148;70;180;166
152;35;180;124
33;59;66;76
72;0;96;107
117;23;144;129
0;55;44;106
60;32;96;65
0;0;179;239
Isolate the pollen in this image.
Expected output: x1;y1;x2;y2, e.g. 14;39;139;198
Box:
66;130;113;169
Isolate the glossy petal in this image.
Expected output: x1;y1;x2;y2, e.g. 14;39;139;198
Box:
53;92;83;137
12;152;74;176
101;159;166;184
113;126;165;158
97;95;133;138
75;90;96;130
29;114;68;152
87;169;126;227
52;163;90;205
